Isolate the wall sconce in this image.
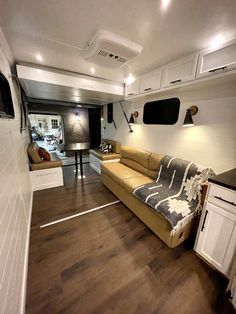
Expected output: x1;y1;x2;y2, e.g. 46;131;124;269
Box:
183;106;198;127
129;111;139;124
75;111;80;123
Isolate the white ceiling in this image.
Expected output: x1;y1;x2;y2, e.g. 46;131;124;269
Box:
1;0;236;83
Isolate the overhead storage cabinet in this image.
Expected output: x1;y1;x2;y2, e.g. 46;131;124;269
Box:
197;39;236;78
125;78;140;97
139;68;162;94
161;53;198;88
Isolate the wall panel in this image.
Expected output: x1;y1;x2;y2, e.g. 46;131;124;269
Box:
0;28;32;314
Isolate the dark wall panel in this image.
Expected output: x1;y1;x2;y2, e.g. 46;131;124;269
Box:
89;108;101;148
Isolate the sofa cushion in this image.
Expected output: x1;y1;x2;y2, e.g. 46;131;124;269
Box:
147;152;164;179
89;149;120;161
31;159;62;171
27;142;42;164
122;175;154;194
120;146;150;176
101;162;153;194
101;162;144;187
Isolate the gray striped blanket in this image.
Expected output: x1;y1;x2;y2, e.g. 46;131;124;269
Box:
133;155;214;235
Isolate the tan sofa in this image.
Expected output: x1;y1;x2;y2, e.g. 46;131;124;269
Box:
89;139;121;174
101;146;204;248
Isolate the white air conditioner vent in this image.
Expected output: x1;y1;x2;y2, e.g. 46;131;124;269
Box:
83;30;143;69
98;50;108;57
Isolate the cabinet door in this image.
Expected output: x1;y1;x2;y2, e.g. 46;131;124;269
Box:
125;79;140;97
139;69;162;93
197;40;236;78
161;53;198;87
195;202;236;275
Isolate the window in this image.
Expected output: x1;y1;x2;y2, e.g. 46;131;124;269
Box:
143;98;180;125
51;119;58;129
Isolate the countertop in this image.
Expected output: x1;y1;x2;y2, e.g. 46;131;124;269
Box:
209;168;236;191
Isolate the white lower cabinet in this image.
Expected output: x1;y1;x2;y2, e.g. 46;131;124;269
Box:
195;183;236;276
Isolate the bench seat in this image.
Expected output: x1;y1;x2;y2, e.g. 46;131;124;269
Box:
27;143;64;191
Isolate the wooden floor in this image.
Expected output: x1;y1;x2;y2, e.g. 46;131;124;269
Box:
26;165;235;314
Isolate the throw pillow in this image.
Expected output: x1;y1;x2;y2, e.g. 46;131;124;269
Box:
99;142;112;154
38;147;51;161
27;143;42;164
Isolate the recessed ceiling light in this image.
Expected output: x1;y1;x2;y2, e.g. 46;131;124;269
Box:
90;67;95;74
36;54;43;62
124;74;135;85
161;0;171;10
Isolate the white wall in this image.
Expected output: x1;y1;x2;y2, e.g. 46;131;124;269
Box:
0;28;32;313
104;82;236;174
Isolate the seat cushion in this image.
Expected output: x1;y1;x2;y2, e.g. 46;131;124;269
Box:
122;175;154;194
101;162;153;194
27;142;42;164
89;149;120;161
31;159;62;171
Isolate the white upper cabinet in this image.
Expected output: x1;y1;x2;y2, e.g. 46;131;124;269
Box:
139;68;162;93
197;40;236;78
161;53;198;88
125;78;140;97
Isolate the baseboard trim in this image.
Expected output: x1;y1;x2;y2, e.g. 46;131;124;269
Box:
20;188;33;314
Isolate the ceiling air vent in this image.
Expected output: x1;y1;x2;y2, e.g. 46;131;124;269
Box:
83;30;143;69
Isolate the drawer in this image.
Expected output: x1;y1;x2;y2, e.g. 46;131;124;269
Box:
208;183;236;214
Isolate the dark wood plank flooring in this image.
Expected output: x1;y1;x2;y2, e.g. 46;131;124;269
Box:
26;165;235;314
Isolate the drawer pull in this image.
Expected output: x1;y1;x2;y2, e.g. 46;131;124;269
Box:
209;66;227;73
144;87;152;91
214;196;236;207
127;92;134;96
170;79;182;84
201;210;208;231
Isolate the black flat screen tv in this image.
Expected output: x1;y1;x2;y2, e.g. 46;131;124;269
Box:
143;98;180;125
0;73;15;118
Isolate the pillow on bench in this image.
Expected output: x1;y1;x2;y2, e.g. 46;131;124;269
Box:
27;143;42;164
99;142;112;154
38;147;51;161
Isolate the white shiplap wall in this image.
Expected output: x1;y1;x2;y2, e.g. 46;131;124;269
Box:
104;82;236;174
0;29;32;313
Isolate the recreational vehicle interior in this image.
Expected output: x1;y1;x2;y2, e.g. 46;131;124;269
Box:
0;1;236;313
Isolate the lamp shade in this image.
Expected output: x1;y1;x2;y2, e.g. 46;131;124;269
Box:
129;113;135;124
183;109;194;127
